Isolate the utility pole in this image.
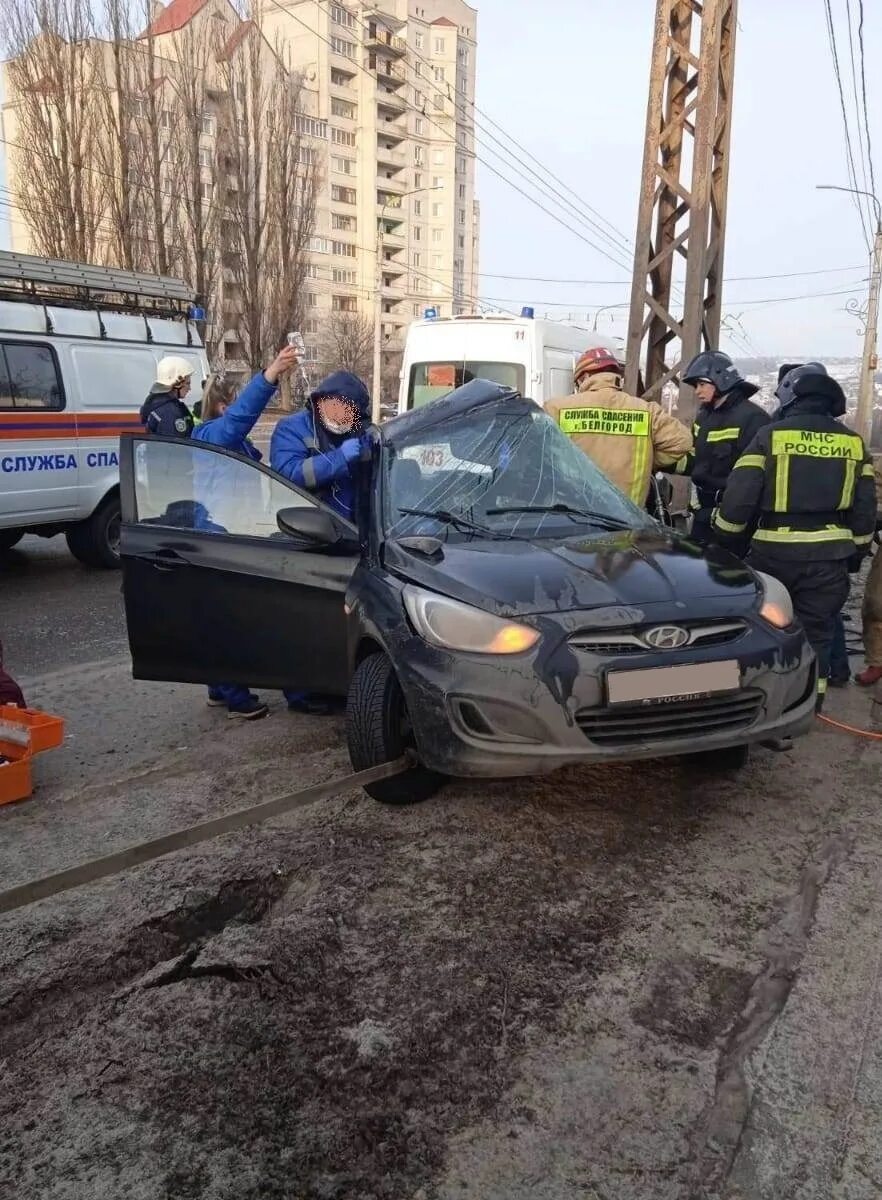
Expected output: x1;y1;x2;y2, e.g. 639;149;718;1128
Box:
818;185;882;445
625;0;739;417
859;223;882;445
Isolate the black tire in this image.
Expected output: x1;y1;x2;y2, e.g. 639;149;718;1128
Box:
346;653;445;804
65;495;121;569
688;743;750;771
0;529;24;553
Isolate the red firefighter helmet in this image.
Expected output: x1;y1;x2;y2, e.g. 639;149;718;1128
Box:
574;346;624;385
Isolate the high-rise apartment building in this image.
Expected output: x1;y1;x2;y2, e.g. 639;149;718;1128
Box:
0;0;479;387
261;0;480;375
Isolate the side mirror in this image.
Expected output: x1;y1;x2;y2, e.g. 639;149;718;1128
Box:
276;506;340;546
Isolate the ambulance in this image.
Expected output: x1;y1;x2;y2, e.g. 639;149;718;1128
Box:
0;252;208;567
398;308;623;414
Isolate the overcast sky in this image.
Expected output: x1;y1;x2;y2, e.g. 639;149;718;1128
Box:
474;0;881;361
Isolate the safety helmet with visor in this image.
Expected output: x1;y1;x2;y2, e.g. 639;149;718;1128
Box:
155;355;196;392
774;362;847;419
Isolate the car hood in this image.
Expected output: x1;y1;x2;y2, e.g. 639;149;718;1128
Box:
383;529;760;619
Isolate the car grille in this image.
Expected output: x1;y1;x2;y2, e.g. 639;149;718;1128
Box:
569;620;746;656
575;690;763;748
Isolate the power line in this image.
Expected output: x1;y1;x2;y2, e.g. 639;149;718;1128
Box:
475;264;868;285
856;0;877;204
823;0;873;247
844;0;876;233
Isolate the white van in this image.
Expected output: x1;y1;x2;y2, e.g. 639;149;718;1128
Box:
0;252;208;567
398;311;623;414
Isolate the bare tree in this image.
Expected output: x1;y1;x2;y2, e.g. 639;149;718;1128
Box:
319;310;373;381
5;0;104;260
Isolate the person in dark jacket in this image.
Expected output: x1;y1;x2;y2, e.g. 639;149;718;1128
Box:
270;370;371;521
139;356;197;438
713;362;877;712
672;351;770;548
192;344;302;720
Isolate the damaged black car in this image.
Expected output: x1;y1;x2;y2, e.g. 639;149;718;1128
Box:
119;380;816;804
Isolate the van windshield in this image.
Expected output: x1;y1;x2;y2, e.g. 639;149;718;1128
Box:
407;361;526;410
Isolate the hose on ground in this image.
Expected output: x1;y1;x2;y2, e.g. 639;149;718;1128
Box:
817;713;882;741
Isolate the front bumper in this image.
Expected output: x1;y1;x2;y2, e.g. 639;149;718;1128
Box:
395;621;816;778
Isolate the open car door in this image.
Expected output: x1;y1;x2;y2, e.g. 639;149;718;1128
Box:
118;434;357;695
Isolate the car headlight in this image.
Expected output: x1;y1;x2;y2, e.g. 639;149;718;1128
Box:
755;571;795;629
403;586;540;654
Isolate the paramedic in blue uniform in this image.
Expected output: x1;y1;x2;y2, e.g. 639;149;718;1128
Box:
194;343;301;720
140;356;197;437
270;370;371;523
269;370;371;716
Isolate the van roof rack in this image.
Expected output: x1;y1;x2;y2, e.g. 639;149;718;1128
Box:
0;250;197;319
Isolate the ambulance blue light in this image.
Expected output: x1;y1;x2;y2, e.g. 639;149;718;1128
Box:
521;306;535;319
189;304;206;321
424;307;438;319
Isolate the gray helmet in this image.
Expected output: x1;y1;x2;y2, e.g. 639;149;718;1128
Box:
775;362;846;418
682;350;757;398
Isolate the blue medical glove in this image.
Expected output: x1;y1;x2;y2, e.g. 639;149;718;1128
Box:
341;437;362;463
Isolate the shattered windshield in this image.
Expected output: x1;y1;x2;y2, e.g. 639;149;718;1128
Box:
382;399;652;541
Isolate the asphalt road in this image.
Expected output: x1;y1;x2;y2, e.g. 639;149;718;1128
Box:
2;536;882;1200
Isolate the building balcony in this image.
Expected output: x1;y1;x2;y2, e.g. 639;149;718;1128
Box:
380;225;407;248
381;255;407;278
366;55;406;84
376;173;406;194
376;143;407;169
376;90;407;116
365;28;407;57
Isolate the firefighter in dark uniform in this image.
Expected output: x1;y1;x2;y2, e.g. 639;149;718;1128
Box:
712;362;877;711
674;351;770;547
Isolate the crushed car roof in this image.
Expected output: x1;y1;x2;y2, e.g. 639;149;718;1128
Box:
380;379;541;442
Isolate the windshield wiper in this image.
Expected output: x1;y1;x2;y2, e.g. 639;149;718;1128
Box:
398;507;497;537
486;503;633;530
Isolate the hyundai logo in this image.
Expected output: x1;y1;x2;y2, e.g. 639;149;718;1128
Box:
643;625;690;650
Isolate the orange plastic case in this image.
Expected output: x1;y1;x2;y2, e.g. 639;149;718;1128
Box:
0;707;65;805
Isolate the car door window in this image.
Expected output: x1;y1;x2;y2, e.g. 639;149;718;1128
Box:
133;437;315;538
0;342;64;410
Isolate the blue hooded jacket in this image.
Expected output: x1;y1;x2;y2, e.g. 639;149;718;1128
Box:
193;371;277;457
270;370;371;520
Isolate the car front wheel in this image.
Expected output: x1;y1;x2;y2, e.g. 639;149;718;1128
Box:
346;653;445;805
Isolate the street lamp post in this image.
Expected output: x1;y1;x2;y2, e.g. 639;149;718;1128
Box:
817;184;882;443
372;184;443;424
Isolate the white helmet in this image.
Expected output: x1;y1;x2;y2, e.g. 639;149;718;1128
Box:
156;355;195;389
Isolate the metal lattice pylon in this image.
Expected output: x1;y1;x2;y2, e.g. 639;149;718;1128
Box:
624;0;738;414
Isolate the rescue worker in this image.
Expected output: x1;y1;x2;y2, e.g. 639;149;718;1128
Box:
140;356;196;438
270;371;370;522
676;351;770;547
712;362;877;711
545;347;693;506
192;343;302;720
855;455;882;686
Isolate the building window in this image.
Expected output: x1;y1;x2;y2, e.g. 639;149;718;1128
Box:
413;199;422;216
332;240;357;257
458;208;466;224
458;183;466;199
413;226;422;241
330;3;355;27
435;37;446;52
306;292;318;307
414;172;423;188
332;212;356;231
458;234;465;249
431;201;443;217
198;148;211;168
457;155;467;173
413;89;424;107
304;319;320;334
434;66;445;82
199;181;213;201
414;117;424;136
298;145;317;165
330;35;356;58
309;236;330;253
331;97;356;119
330;68;351;87
458;45;470;65
295;115;328;139
200;111;215;136
415;31;424;49
432;253;443;268
331;184;357;204
414;61;423;77
413;304;422;316
332;268;357;284
412;252;422;267
431;228;443;244
332;295;359;312
433;150;445;166
432;176;443;188
413;145;424;166
454;257;464;272
331;155;355;175
332;127;356;146
305;264;320;279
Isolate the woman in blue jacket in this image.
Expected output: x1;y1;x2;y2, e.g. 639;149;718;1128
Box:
194;344;300;720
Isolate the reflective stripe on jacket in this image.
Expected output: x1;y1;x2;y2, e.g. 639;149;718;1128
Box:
713;416;878;561
545;373;693;504
671;385;771;503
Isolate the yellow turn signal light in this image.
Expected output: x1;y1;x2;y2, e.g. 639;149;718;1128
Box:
485;624;541;655
759;600;791;629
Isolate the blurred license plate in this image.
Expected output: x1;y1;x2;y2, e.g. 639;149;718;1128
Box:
607;660;740;705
